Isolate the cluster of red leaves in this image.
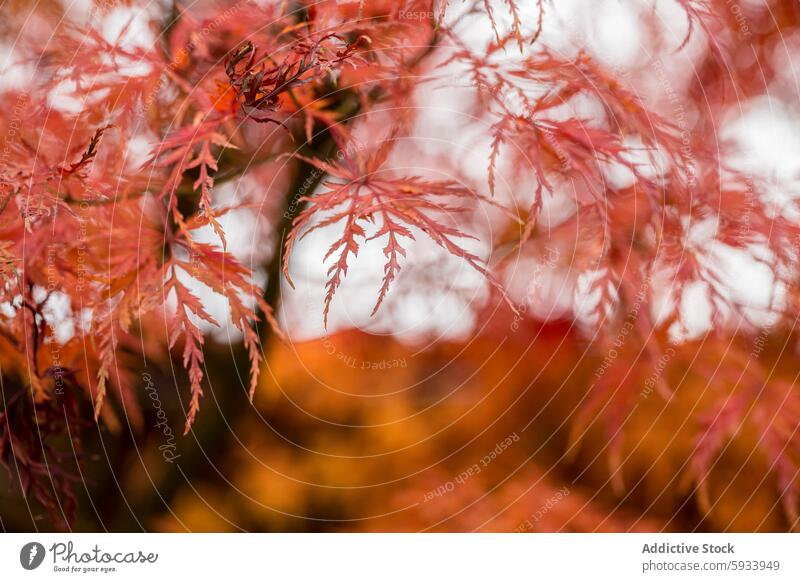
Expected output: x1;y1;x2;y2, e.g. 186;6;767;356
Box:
1;0;800;530
282;134;516;326
0;0;441;527
444;1;800;524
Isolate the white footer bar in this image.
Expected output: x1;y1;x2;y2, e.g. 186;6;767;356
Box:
1;533;798;581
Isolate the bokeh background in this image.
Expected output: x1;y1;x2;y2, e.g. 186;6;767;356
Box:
2;0;800;532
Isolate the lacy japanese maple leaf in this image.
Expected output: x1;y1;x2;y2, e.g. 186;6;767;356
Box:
282;138;515;326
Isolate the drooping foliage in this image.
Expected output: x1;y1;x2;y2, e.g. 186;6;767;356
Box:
1;0;800;530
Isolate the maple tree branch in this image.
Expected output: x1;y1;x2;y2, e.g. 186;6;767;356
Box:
259;30;444;335
103;28;445;529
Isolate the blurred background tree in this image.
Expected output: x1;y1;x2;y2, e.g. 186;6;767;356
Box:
1;0;799;532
